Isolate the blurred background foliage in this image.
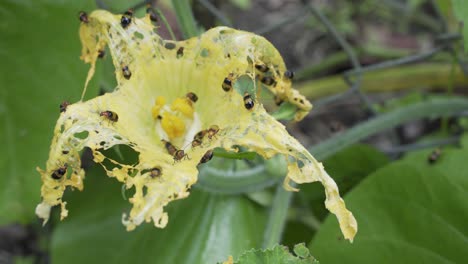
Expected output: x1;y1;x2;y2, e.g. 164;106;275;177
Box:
1;0;468;263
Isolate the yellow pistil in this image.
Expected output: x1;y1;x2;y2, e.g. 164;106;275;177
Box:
171;97;194;118
161;113;186;139
151;96;166;119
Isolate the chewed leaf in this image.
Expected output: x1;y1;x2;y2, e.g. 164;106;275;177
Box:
36;10;357;240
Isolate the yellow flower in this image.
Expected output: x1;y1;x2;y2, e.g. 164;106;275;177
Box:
36;10;357;241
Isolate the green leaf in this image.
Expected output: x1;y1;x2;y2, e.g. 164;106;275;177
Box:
451;0;468;51
300;144;389;206
293;243;311;259
436;0;453;19
322;144;390;194
0;0;100;224
231;244;318;264
310;144;468;263
51;165;267;263
271;102;298;121
98;0;146;14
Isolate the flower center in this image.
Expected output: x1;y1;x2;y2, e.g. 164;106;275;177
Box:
151;94;201;148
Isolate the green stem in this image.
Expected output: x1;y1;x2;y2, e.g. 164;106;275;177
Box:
198;0;232;27
383;135;459;154
311;98;468;160
441;57;457;132
297;63;468;100
155;8;177;41
172;0;199;38
262;183;294;248
295;51;349;81
195;164;282;194
295;45;422;81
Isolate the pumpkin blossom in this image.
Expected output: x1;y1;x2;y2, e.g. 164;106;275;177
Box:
35;10;357;241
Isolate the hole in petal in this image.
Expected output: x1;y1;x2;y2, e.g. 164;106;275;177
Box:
100;157;122;172
164;42;176;50
99;144;139;165
200;48;209;57
297;159;305;169
73;131;89;140
234;75;256;100
133;31;144;40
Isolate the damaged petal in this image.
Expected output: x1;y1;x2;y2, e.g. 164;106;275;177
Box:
36;9;356;242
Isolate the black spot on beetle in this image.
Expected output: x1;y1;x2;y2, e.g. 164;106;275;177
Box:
98;50;105;59
79;11;89;23
177;47;184;58
261;76;275;86
284;70;294;80
121;15;132;28
243;93;255;110
146;6;158;22
122;65;132;80
255;64;269;72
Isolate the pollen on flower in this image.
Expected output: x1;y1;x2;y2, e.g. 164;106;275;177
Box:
171;97;194;118
161;113;186;139
151;96;166;119
36;9;357;242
